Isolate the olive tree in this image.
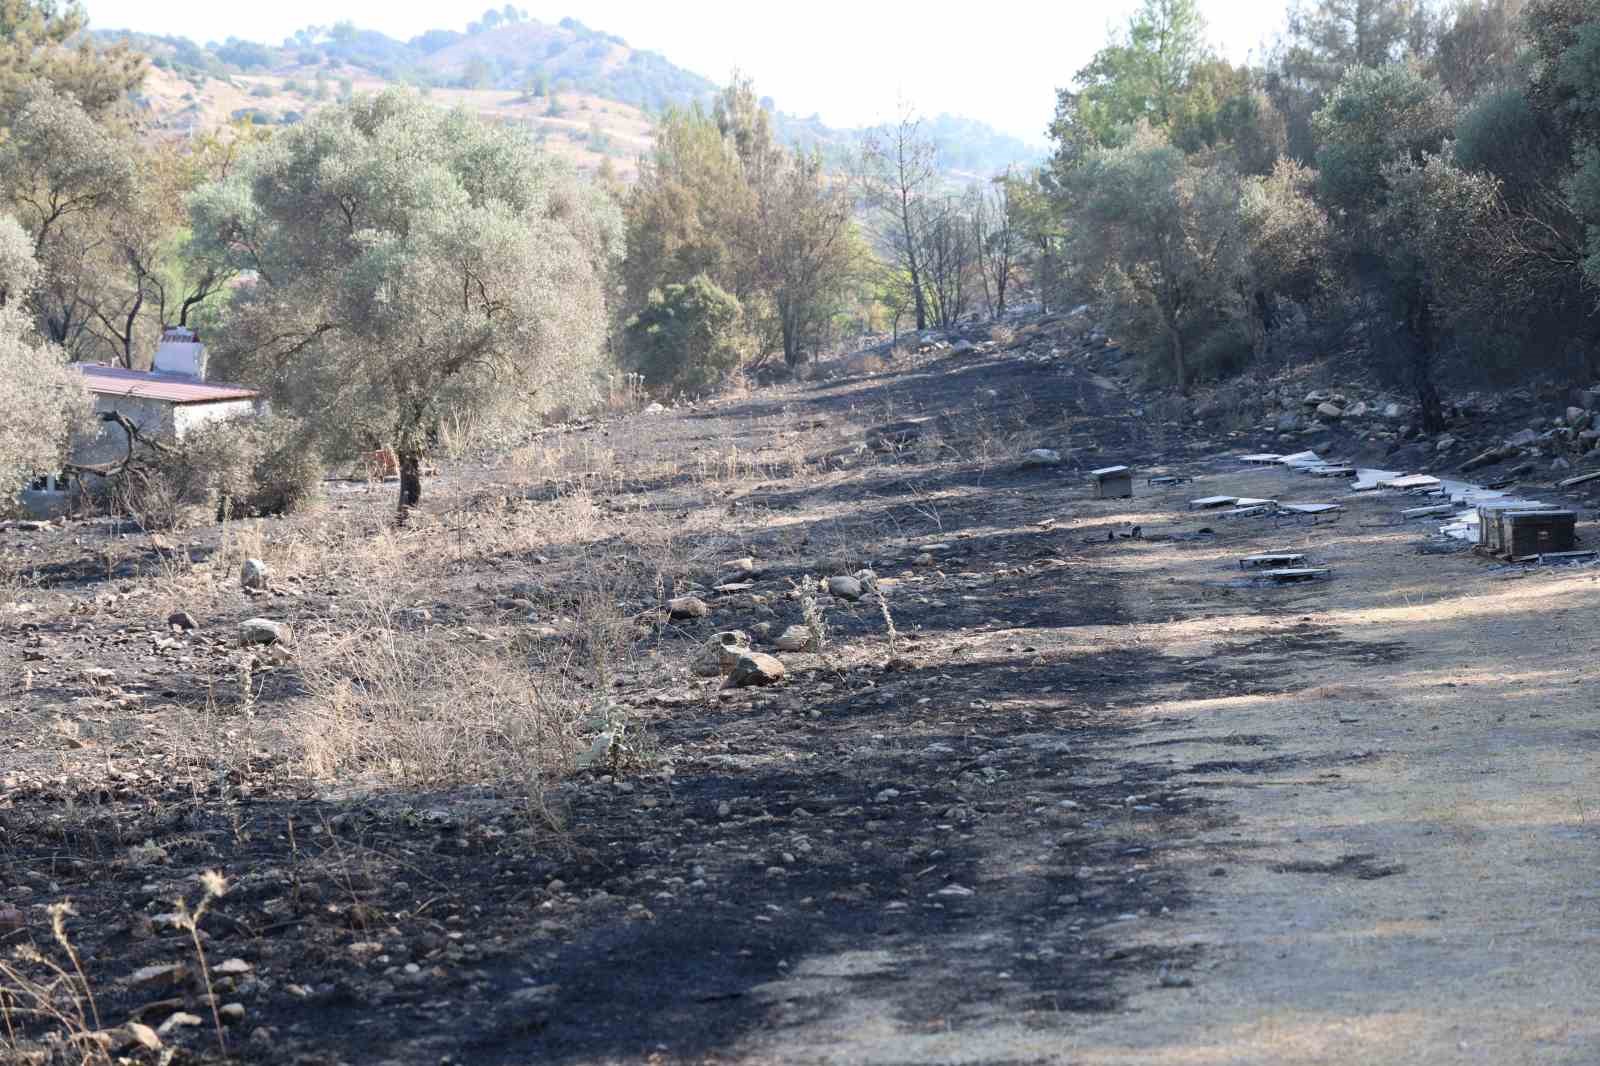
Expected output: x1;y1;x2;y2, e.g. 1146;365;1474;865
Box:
0;214;89;509
194;91;621;513
1066;127;1247;390
0;83;135;354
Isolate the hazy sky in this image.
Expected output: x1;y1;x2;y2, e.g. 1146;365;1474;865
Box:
85;0;1290;145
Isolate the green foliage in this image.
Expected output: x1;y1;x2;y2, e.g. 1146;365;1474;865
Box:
1065;128;1248;390
1050;0;1213;163
0;0;146;116
624;275;746;393
193;90;621;509
1312;63;1453;216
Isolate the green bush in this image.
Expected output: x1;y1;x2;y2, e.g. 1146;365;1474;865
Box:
623;275;747;394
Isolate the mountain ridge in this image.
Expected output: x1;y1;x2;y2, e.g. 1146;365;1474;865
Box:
94;15;1043;180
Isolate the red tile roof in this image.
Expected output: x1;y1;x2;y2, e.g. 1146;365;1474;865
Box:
76;364;259;405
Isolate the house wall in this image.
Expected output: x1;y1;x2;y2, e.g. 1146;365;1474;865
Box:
69;397;258;467
173;399;257;438
73;396;176;467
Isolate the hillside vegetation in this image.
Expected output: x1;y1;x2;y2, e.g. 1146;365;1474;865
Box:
99;15;1043;181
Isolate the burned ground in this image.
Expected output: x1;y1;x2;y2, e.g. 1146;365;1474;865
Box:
2;343;1599;1064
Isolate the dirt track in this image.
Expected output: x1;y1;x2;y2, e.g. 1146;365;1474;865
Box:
2;347;1598;1064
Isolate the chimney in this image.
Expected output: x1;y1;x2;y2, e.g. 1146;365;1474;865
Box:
152;325;208;380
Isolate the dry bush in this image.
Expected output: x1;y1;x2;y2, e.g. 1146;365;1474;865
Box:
106;413;322;530
297;621;590;791
990;324;1017;349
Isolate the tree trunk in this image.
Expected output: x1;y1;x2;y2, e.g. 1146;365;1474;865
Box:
397;449;422;516
1169;325;1188;393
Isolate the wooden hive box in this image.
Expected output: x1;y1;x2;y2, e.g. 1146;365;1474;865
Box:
1499;509;1576;559
1090;465;1133;499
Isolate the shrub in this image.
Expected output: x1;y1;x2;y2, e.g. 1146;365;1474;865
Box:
111;414;322;528
623;275;748;394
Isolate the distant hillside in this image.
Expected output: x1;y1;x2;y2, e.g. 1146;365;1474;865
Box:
96;15;1043;180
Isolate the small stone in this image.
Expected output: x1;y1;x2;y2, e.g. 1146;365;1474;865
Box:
1021;448;1062;468
130;962;186;987
1435;434;1458;452
1315;401;1344;421
772;625;812;652
934;884;975;898
218;1003;246;1025
692;631;750;677
826;576;863;601
156;1012;203;1035
667;595;710;620
724;652;785;688
213;958;252;976
123;1022;162;1050
240;558;270;590
238;618;290;646
167;610;199;631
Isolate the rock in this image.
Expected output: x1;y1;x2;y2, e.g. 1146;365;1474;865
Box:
1568;406;1588;426
1461;446;1513;472
1275;412;1302;433
722;557;761;579
1383;402;1405;419
643;402;665;413
666;595;710;620
123;1022;162;1050
1303;389;1331;406
692;631;751;677
213;958;252;976
240;558;270;590
772;625;813;652
1553;457;1572;471
166;610;199;631
1345;400;1370;418
219;1003;246;1025
1315;402;1344;421
1507;428;1539;448
1020;448;1062;468
1434;434;1459;452
724;652;785;688
950;339;977;355
156;1012;203;1036
826;576;863;601
239;618;290;646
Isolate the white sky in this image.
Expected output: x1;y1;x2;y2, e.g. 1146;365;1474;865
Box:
84;0;1290;145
